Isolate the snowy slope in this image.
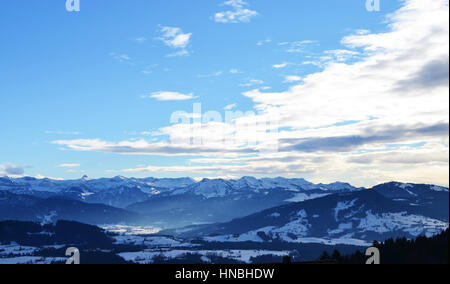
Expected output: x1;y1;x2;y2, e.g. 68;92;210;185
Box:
170;188;449;244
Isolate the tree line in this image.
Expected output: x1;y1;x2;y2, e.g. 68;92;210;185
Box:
320;229;449;264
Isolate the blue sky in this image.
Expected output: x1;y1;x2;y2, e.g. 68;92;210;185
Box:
1;0;448;187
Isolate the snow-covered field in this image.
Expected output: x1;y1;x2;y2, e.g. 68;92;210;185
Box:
0;256;66;265
0;244;66;264
0;244;38;256
119;249;290;264
112;234;199;248
102;224;162;235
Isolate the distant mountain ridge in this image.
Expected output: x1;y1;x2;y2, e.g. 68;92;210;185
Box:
0;175;365;227
0;176;196;208
0;177;448;236
0;176;362;211
0;190;139;225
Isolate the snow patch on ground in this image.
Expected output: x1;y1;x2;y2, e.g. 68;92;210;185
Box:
334;199;358;221
431;185;449;192
269;210;310;241
204;227;275;243
398;183;413;190
357;211;449;237
328;222;353;236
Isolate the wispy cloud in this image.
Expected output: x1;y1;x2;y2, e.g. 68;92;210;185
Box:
144;91;196;101
157;26;191;49
52;139;257;156
57;163;81;168
134;37;147;43
0;163;25;176
45;130;81;135
214;0;258;24
230;69;242;74
322;49;361;62
273;62;289;69
157;26;192;57
224;104;237;110
166;49;190;58
109;52;133;64
257;38;271;46
197;71;224;78
284;75;302;83
280;40;318;53
281;123;449;153
240;79;264;87
301;49;363;69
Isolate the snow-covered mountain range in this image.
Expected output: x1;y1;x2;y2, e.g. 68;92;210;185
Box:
0;176;360;208
165;183;449;245
0;176;358;204
0;175;365;227
0;176;448;245
0;176;195;208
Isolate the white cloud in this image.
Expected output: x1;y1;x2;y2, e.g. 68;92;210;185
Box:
158;26;191;49
109;53;133;64
134;37;147;43
240;79;264;87
224;104;237;110
58;163;80;168
244;0;449;130
257;38;271;46
157;26;192;57
214;0;258;23
281;40;318;53
284;75;302;83
145;91;196;101
197;71;224;78
230;69;242;74
166;50;190;58
273;63;288;69
322;49;361;62
301;49;362;69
